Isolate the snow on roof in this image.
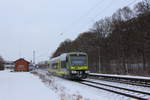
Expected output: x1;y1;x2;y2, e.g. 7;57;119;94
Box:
50;52;87;62
50;53;67;62
14;58;30;63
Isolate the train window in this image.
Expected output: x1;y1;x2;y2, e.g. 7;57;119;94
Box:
51;62;58;69
61;61;66;68
66;57;68;62
70;55;87;65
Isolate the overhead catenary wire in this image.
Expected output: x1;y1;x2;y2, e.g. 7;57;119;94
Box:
71;0;139;33
70;0;105;24
56;0;140;52
62;0;125;35
125;0;139;7
39;0;141;62
72;0;119;33
90;0;138;23
93;0;114;21
35;50;52;62
61;0;106;34
36;51;50;58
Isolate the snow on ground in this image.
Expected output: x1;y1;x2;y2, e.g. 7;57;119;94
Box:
1;69;145;100
36;69;136;100
0;70;60;100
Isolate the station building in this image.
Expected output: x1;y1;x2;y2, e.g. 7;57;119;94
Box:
14;58;30;71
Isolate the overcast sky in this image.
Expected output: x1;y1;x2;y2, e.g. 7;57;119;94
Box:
0;0;141;62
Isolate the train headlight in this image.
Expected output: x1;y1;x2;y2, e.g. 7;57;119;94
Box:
71;71;77;74
85;70;90;73
71;66;75;70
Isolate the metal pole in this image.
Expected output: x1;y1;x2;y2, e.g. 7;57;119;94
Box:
33;50;35;65
96;22;101;73
99;52;101;73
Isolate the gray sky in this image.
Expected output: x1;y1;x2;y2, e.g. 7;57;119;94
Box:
0;0;141;62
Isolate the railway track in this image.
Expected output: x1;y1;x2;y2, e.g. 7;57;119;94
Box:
37;69;150;99
88;73;150;87
80;79;150;100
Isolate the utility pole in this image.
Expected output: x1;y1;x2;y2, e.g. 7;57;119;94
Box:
96;22;101;73
33;50;35;66
98;47;101;73
19;50;22;58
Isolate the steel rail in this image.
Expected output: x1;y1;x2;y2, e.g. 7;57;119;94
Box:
80;80;150;100
83;79;150;95
88;73;150;87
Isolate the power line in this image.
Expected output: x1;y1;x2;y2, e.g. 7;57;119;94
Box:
53;0;140;57
126;0;139;7
72;0;105;24
36;51;50;58
76;0;139;33
62;0;119;35
94;0;138;21
61;0;105;34
93;0;114;21
73;0;115;33
33;50;35;64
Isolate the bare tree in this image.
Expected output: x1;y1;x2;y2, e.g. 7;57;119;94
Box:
134;1;150;15
52;1;150;76
0;56;4;70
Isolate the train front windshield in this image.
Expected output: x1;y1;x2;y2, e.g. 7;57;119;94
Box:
70;55;87;65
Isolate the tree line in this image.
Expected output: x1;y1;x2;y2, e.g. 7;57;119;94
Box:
52;1;150;76
0;56;4;70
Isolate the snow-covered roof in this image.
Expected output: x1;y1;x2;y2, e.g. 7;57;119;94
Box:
50;52;87;62
14;58;30;63
50;53;67;62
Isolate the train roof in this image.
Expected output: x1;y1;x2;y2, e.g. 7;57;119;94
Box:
50;53;67;62
67;52;87;55
50;52;87;62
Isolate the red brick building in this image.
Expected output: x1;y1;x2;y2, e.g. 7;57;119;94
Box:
14;58;30;71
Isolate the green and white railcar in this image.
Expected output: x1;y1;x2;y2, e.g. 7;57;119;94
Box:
48;52;89;79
